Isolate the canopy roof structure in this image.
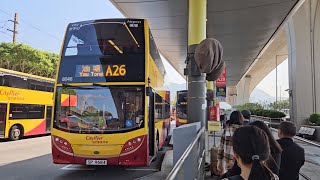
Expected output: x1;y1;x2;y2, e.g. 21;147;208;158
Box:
111;0;298;86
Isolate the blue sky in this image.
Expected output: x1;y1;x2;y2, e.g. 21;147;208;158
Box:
0;0;287;98
0;0;123;53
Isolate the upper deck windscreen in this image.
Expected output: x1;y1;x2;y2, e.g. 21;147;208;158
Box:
58;19;145;83
63;19;144;56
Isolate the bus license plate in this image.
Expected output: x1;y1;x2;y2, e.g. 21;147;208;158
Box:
86;160;107;165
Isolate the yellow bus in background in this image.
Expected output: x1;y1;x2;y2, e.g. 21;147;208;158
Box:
0;68;54;140
52;19;170;166
176;90;187;127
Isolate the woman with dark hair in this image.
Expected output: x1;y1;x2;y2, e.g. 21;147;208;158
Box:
227;110;243;125
224;126;279;180
217;111;243;174
220;121;282;178
250;121;282;175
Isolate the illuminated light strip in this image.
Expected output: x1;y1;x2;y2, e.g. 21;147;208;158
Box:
108;40;123;54
123;23;140;48
80;22;123;27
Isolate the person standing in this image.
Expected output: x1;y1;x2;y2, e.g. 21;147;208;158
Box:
220;109;227;129
220;120;282;179
223;126;279;180
241;110;252;125
277;121;305;180
217;110;243;174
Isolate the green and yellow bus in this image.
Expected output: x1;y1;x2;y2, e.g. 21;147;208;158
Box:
0;68;54;140
52;19;170;166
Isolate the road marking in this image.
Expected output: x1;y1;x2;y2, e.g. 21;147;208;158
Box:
126;168;158;171
61;164;95;170
133;172;158;180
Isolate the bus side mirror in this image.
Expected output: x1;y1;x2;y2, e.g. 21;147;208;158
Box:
146;87;152;96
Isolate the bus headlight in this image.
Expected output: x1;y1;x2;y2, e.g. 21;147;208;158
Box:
121;135;145;154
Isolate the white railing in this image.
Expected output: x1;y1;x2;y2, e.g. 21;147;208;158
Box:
166;127;206;180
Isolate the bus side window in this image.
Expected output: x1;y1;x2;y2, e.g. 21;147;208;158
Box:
0;75;9;86
46;86;54;92
9;76;28;89
9;104;29;120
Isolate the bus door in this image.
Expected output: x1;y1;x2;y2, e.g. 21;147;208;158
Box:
0;103;7;137
148;92;156;157
46;106;52;132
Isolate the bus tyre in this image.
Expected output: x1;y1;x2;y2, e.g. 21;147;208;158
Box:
156;138;159;154
152;137;159;162
166;128;170;141
10;125;22;141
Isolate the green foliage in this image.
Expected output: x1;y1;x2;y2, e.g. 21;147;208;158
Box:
252;109;286;118
0;42;59;78
235;102;286;118
270;100;289;110
309;113;320;126
59;88;77;95
234;103;263;112
268;110;286;118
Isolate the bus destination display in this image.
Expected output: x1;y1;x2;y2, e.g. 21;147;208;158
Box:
75;64;127;78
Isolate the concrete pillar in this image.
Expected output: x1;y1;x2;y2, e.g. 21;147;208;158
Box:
236;75;252;105
187;0;207;127
226;86;237;107
286;0;320;126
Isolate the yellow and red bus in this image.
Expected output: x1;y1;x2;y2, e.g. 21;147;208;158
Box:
176;90;187;127
52;19;170;166
0;68;54;140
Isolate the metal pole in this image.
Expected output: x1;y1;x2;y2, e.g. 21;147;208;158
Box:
187;0;206;128
280;86;282;102
276;55;278;104
7;13;18;44
13;13;18;44
207;81;214;129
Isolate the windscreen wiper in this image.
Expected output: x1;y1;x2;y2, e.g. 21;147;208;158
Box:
62;83;95;89
92;83;109;87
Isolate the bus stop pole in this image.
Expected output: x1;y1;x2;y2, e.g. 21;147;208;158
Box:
207;81;214;151
187;0;207;128
186;1;207;178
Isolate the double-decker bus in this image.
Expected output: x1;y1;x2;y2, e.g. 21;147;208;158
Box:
0;68;54;140
176;90;187;127
52;19;171;166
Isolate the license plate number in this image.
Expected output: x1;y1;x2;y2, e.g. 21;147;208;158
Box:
86;160;107;165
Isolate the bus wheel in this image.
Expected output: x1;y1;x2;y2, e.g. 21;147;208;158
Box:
156;138;159;154
10;125;22;141
166;128;170;141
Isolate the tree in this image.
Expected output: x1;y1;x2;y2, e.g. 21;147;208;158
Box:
270;100;289;110
0;42;59;78
234;102;263;112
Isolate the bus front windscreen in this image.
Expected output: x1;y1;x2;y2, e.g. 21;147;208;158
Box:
176;91;187;119
63;19;144;56
57;19;145;84
54;86;144;134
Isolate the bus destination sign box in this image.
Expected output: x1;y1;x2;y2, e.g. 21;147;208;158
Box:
75;64;126;78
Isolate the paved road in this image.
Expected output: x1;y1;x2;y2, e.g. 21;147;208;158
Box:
0;154;165;180
0;135;51;166
0;134;170;180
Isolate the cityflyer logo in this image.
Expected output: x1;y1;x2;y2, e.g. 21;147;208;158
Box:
0;89;24;100
86;136;108;144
